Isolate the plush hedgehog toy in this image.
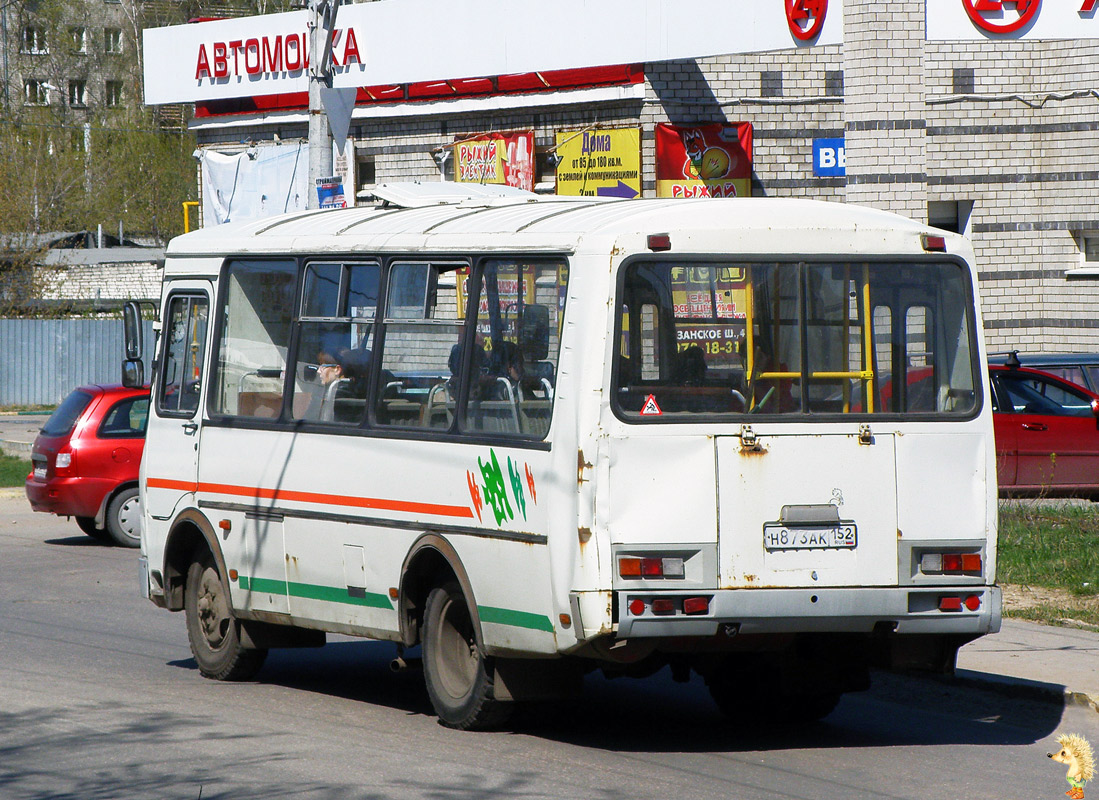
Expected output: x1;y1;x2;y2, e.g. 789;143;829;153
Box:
1049;733;1096;800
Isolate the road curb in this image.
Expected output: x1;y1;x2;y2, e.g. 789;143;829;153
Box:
950;669;1099;715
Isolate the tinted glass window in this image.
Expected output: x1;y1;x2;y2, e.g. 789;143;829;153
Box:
995;372;1094;416
99;396;149;438
212;260;296;419
614;260;979;419
41;389;93;437
159;294;209;416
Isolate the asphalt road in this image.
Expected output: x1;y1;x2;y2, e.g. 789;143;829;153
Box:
1;491;1096;800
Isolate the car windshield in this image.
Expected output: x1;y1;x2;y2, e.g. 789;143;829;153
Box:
41;389;94;437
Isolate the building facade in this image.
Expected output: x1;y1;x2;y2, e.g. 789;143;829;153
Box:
170;0;1099;352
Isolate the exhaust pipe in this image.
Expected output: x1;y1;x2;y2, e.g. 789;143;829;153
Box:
389;656;422;673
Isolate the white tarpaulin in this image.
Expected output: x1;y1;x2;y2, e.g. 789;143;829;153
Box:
197;143;308;226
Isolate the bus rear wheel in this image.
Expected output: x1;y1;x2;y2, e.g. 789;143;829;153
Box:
422;581;511;730
184;550;267;681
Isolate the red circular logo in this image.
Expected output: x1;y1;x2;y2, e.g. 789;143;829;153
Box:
786;0;828;42
962;0;1041;34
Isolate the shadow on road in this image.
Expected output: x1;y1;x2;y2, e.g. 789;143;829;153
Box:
166;639;1066;754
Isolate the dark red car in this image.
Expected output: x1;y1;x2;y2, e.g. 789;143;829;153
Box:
25;384;149;546
988;364;1099;499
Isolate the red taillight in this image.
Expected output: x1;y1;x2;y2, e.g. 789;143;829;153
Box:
964;594;981;611
647;233;671;252
628;598;645;616
939;596;962;612
650;598;676;615
922;233;947;251
942;553;963;573
640;558;663;576
54;447;75;476
619;557;642;578
683;596;710;615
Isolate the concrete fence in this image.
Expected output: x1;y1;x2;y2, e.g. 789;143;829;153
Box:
0;318;154;407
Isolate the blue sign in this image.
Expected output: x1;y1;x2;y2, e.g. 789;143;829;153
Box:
813;138;846;177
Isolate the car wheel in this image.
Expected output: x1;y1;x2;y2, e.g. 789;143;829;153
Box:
184;549;267;681
422;581;511;730
75;516;110;542
105;487;142;548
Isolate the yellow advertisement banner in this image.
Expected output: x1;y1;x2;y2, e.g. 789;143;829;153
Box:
554;128;641;198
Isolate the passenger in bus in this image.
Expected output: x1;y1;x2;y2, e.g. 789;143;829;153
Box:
674;345;708;387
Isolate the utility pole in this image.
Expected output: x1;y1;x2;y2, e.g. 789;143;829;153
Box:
307;0;341;209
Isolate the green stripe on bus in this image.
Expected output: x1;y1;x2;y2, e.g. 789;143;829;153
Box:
238;575;393;610
478;605;554;632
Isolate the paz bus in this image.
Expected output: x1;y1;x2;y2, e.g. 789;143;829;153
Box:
126;183;1000;730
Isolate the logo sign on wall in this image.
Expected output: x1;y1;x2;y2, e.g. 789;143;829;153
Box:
453;131;535;192
655;123;753;199
813;138;846;177
786;0;828;41
927;0;1099;39
962;0;1040;34
554;128;641;198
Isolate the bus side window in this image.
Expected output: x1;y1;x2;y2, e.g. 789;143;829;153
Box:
375;262;464;431
212;259;297;419
459;258;568;438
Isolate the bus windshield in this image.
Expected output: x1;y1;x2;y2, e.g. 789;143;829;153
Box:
614;259;979;418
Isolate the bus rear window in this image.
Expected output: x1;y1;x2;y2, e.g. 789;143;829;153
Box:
614;260;979;419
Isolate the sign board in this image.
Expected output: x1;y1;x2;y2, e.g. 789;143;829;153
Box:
927;0;1099;40
554;128;641;198
454;131;535;192
143;0;844;105
812;138;845;177
655;123;753;198
316;176;347;209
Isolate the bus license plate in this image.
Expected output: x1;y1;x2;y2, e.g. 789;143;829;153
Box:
763;524;856;551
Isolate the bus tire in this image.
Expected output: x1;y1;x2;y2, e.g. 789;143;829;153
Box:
422;581;511;730
105;486;142;548
76;516;110;542
185;550;267;681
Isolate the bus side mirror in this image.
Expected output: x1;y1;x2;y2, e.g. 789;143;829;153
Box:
122;358;145;388
123;301;143;360
122;301;145;388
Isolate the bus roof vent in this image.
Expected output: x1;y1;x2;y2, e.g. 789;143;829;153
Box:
366;181;540;209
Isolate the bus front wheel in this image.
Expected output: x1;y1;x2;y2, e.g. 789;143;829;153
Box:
184;550;267;681
422;581;511;730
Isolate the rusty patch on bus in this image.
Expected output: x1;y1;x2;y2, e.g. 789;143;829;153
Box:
578;527;592;545
577;449;593;487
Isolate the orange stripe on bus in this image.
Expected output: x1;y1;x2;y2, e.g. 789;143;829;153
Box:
146;477;474;520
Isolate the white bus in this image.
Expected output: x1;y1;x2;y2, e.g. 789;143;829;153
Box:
128;184;1001;729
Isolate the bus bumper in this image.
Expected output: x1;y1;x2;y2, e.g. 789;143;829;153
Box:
615;585;1001;638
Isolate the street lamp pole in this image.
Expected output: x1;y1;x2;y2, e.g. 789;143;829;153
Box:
307;0;340;209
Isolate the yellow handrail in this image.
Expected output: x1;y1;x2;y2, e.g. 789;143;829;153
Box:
182;201;199;233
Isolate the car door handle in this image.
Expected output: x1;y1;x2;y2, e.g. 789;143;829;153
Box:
1021;422;1048;431
181;422;198;435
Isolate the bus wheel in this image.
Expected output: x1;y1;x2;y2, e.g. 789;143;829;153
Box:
184;550;267;681
76;516;110;542
422;582;511;730
105;487;142;548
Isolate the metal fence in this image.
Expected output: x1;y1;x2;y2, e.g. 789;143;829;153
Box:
0;318;154;407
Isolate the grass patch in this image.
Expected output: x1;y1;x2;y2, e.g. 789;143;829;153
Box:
998;501;1099;628
0;453;30;487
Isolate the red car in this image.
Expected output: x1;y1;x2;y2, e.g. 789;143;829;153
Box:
988;364;1099;499
25;384;149;546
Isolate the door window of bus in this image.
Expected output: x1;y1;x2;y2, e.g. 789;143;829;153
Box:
458;258;568;438
614;260;978;419
374;262;465;431
292;261;380;424
211;259;296;419
158;293;208;416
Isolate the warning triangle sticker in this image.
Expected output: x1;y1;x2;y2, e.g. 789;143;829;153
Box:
640;394;662;416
